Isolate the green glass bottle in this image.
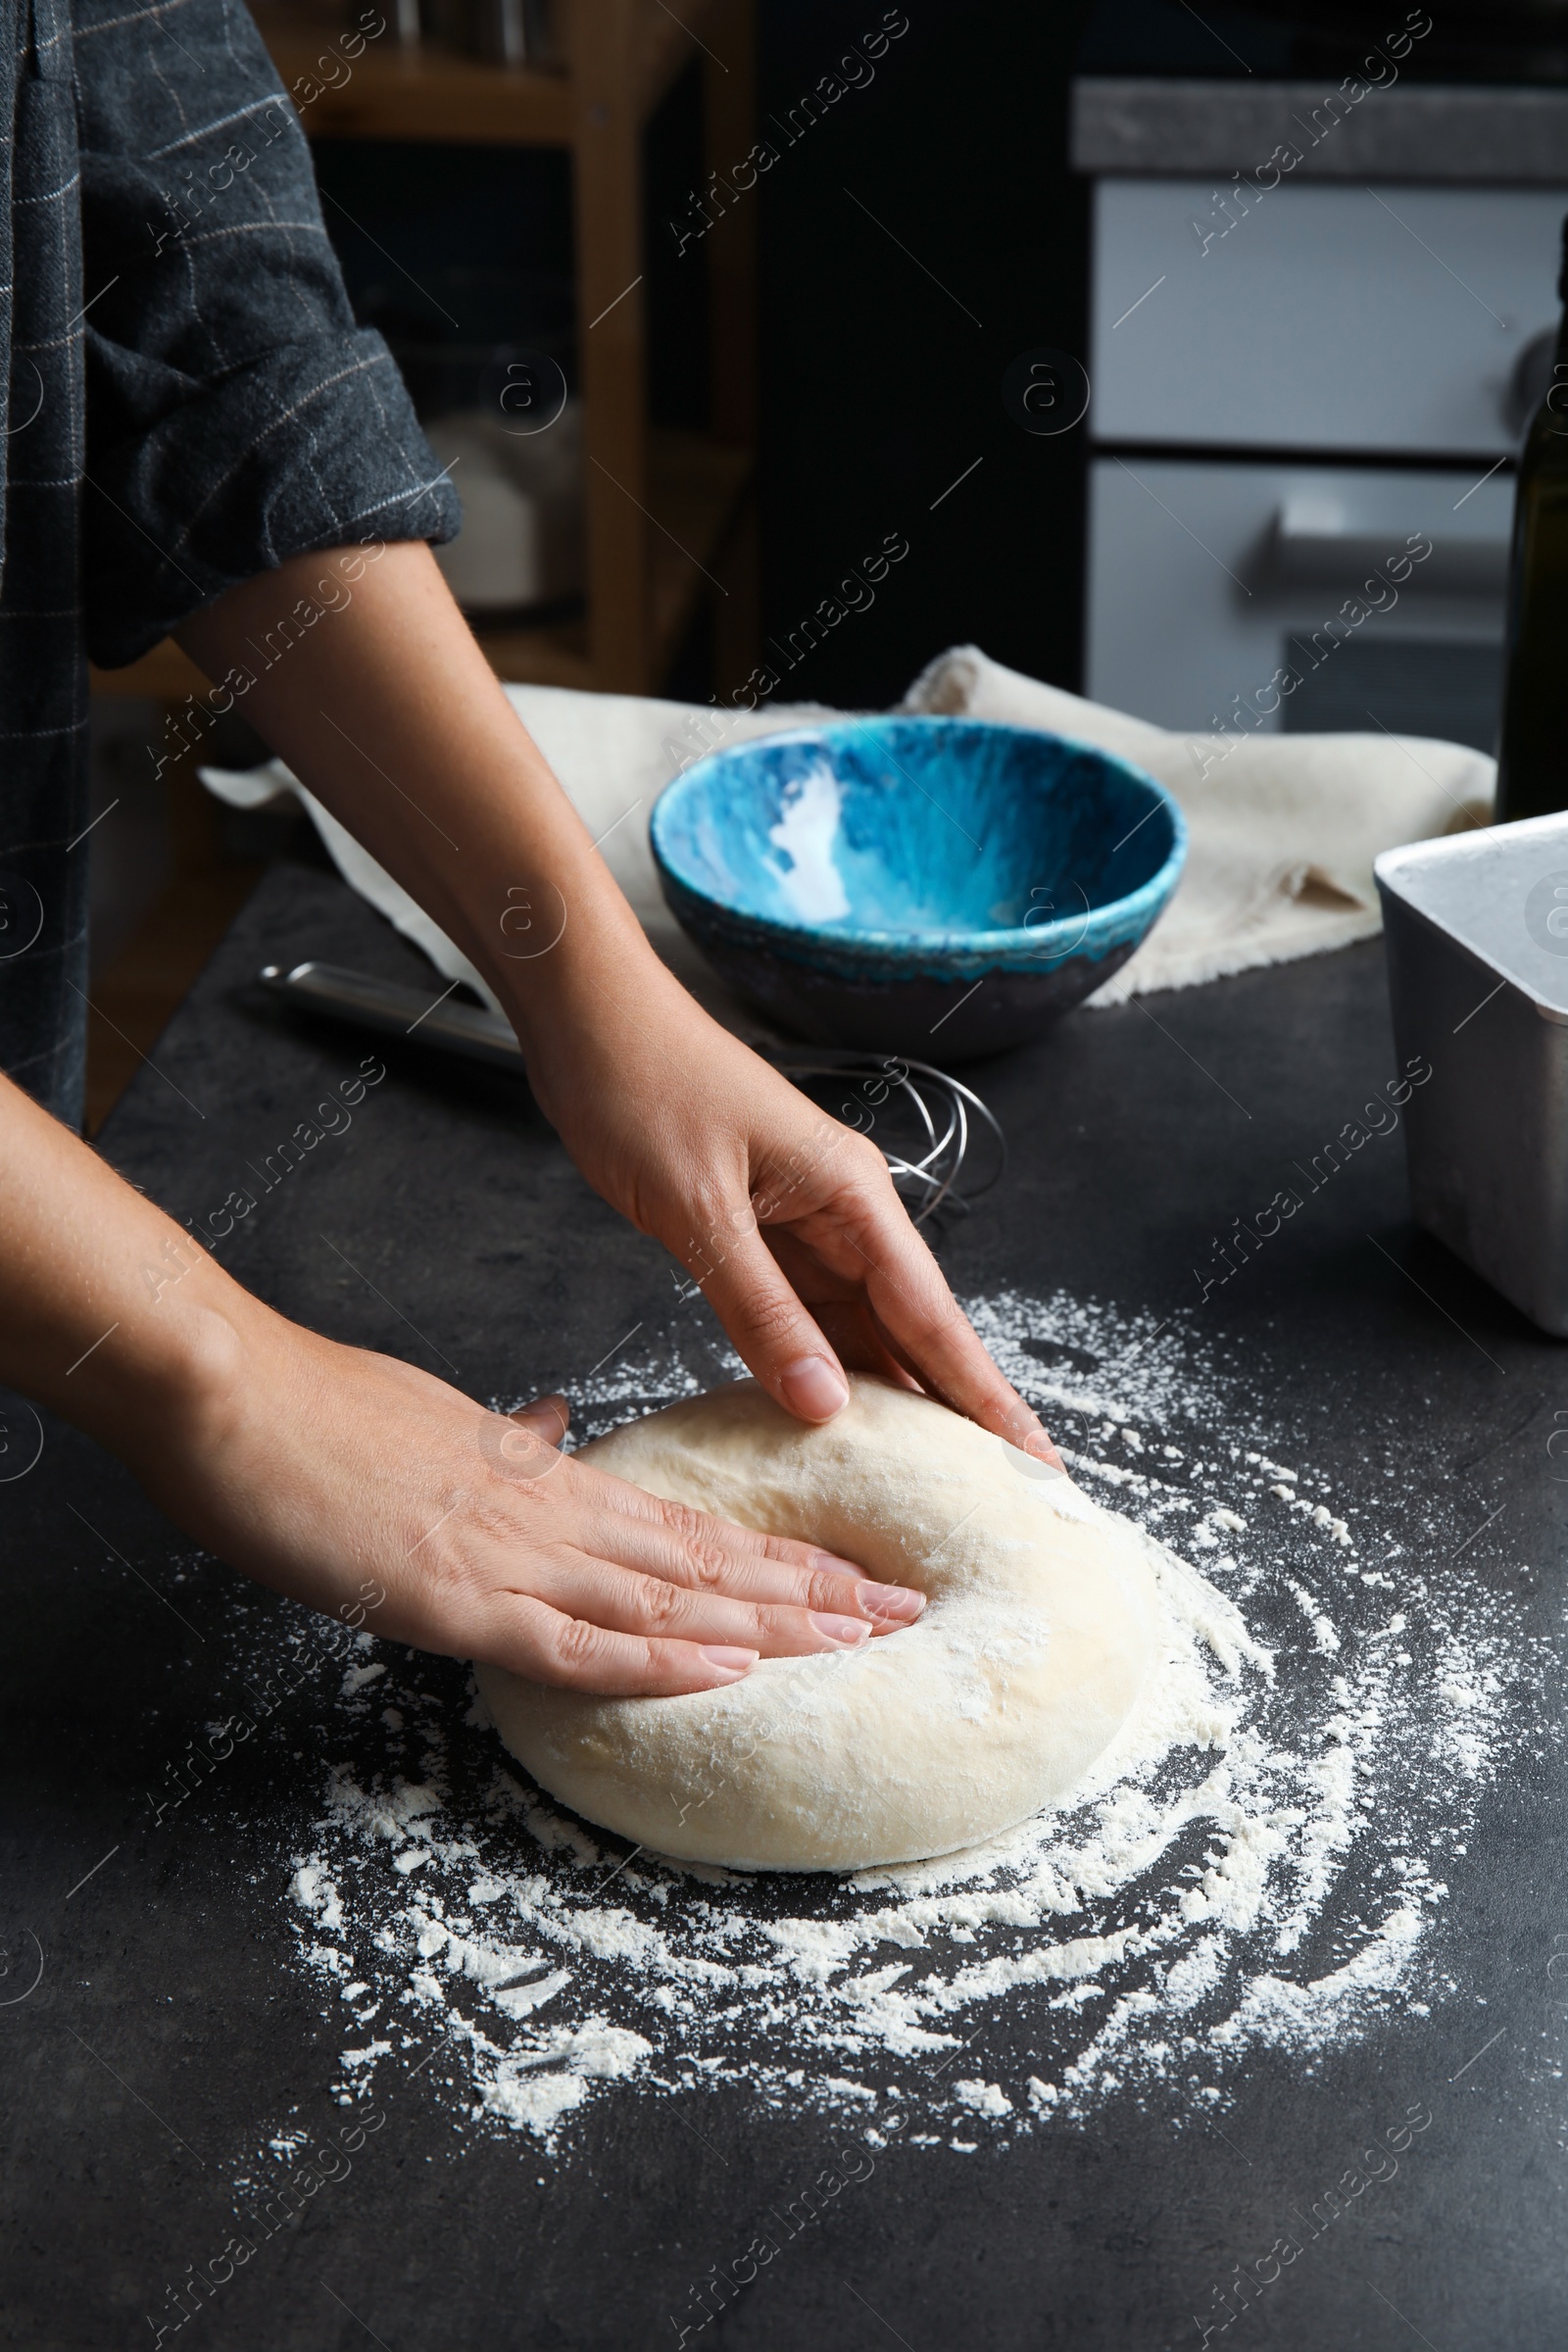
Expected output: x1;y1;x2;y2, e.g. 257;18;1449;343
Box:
1496;216;1568;823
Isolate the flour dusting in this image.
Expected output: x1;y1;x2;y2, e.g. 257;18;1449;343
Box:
252;1293;1536;2157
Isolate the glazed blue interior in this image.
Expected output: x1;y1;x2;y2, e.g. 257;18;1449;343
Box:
650;717;1184;959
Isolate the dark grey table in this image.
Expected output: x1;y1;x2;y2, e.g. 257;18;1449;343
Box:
3;858;1564;2352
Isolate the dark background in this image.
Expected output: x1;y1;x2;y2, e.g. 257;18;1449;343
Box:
315;0;1106;713
745;0;1097;707
312;0;1568;720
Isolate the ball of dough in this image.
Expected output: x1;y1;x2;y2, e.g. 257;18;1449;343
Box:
476;1376;1157;1872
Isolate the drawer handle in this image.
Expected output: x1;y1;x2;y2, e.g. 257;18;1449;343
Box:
1268;502;1507;596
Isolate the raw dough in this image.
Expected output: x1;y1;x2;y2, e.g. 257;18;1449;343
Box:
477;1376;1158;1872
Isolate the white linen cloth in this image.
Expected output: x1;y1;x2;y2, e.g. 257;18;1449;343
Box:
201;650;1493;1025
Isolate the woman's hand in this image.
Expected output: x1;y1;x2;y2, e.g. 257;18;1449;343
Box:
518;961;1063;1465
0;1058;926;1697
140;1301;928;1694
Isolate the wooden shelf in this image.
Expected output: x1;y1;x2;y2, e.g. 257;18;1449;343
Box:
251;1;727;143
467;616;593;690
95;2;759;706
639;0;725;123
646;427;753;671
257;19;571;144
472;427;752;683
90;642;208;703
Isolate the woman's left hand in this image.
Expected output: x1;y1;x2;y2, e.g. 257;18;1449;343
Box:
522;958;1062;1461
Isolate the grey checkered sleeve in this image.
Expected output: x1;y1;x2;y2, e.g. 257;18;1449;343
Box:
74;0;459;667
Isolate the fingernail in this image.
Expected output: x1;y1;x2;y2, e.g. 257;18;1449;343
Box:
810;1549;864;1578
1024;1431;1066;1472
808;1612;871;1645
780;1356;851;1421
858;1582;925;1623
699;1645;757;1679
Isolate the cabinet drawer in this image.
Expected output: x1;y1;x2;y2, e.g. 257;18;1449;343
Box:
1091;179;1567;457
1086;457;1512;739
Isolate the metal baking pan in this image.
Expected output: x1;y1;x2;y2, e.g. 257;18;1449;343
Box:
1376;811;1568;1336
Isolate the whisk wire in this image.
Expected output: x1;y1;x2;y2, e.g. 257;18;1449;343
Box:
763;1047;1005;1225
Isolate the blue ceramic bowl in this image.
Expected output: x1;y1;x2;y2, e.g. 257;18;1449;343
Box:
649;716;1187;1060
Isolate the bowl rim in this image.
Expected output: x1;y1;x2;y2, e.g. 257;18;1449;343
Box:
649;715;1189;962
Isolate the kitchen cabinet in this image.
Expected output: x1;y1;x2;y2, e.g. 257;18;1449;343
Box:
1074;75;1568;748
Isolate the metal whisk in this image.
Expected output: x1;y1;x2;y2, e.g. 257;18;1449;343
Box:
763;1048;1006;1225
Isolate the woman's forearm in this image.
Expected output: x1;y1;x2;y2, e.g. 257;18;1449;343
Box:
0;1068;257;1467
173;541;672;1070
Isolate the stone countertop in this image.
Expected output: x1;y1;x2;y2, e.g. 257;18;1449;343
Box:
1073;75;1568;182
2;856;1565;2349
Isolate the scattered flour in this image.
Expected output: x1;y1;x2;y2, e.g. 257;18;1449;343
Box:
250;1292;1536;2157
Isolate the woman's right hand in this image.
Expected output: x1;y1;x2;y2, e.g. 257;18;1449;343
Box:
0;1062;923;1697
142;1299;926;1694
